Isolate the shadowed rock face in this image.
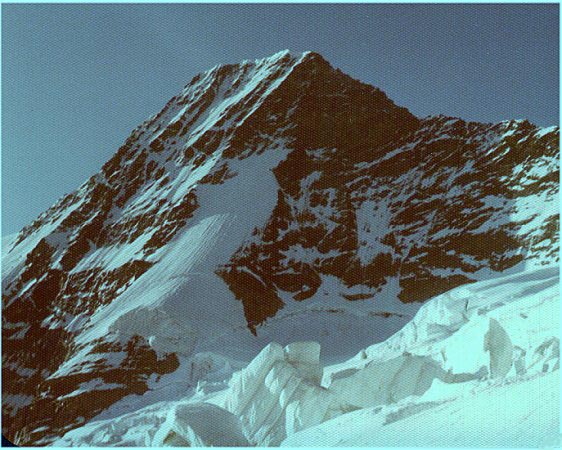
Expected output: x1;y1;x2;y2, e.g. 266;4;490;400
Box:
219;113;559;330
2;50;559;444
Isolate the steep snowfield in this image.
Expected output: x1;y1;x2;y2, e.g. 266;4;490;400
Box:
54;265;559;447
73;144;291;350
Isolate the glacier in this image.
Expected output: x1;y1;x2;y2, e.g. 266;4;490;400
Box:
53;265;560;447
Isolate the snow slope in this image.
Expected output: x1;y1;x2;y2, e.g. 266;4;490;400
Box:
283;371;559;447
53;265;559;447
288;266;560;448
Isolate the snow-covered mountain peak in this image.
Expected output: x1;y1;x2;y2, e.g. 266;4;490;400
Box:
2;50;558;445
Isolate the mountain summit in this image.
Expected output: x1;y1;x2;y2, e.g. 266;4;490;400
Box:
2;50;559;445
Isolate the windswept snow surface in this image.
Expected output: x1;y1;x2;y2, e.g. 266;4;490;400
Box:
282;370;559;447
55;266;559;447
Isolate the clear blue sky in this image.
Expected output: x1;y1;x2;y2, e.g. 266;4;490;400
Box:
2;4;559;235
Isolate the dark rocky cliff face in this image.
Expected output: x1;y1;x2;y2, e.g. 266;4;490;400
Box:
222;114;559;333
2;50;558;445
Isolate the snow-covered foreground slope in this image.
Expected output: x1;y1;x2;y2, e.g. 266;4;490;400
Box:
54;266;559;447
284;265;560;448
283;371;559;447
